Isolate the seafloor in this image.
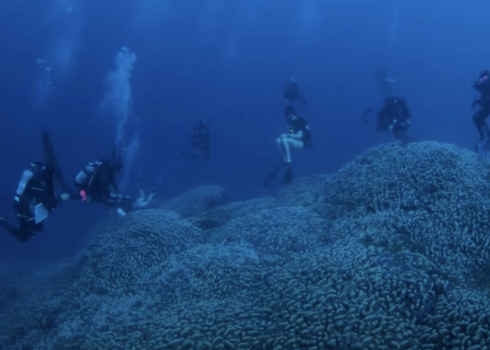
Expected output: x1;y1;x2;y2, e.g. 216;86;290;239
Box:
2;141;490;350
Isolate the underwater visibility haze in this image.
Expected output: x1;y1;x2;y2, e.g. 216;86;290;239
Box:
2;0;490;349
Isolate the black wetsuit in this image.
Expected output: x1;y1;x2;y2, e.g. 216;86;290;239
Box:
376;97;411;140
288;116;312;146
283;81;306;106
0;163;61;242
472;77;490;141
76;161;120;204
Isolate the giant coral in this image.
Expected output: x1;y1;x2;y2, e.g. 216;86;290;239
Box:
4;142;490;350
326;142;490;283
79;209;205;293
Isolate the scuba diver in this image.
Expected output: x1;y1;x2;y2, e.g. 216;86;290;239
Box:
179;119;210;160
0;132;72;242
472;70;490;153
264;106;312;186
0;162;70;242
376;97;411;141
283;78;306;107
74;159;123;209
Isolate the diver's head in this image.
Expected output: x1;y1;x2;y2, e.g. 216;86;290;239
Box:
199;119;208;127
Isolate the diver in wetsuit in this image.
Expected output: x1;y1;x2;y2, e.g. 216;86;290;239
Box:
283;78;306;107
376;97;411;141
0;163;70;242
264;106;312;186
179;119;210;160
472;70;490;151
75;160;123;207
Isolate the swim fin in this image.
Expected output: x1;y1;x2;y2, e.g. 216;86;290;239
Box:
42;131;74;196
0;217;24;241
263;165;282;187
42;131;57;166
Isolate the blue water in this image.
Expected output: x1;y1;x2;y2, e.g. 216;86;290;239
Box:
0;0;489;264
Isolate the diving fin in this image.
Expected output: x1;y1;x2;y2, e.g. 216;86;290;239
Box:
283;164;293;185
42;131;57;167
263;165;282;187
41;131;75;196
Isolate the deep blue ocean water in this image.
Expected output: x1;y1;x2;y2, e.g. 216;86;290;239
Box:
0;0;489;264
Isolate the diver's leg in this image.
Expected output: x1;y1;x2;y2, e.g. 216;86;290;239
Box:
482;107;490;138
18;219;35;242
473;110;486;141
282;139;304;185
0;218;19;236
283;162;293;184
286;139;304;152
0;217;30;242
276;137;288;163
278;137;294;183
282;138;292;164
